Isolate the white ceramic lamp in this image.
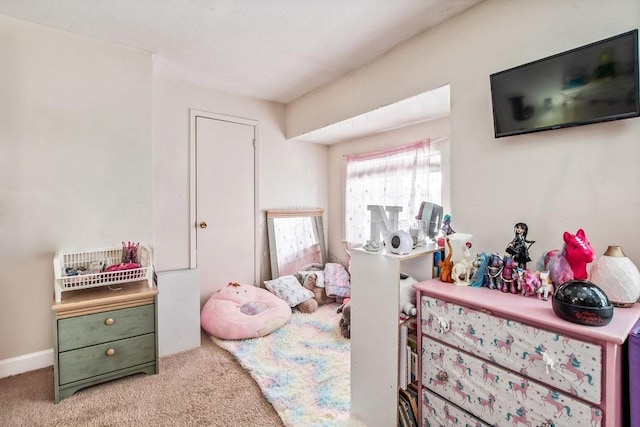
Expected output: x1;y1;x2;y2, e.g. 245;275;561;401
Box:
589;246;640;308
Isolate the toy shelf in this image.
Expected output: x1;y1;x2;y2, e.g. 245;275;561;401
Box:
53;245;153;302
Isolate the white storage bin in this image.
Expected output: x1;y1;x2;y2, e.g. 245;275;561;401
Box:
53;245;153;302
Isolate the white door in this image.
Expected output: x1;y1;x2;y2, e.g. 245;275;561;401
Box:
195;114;256;305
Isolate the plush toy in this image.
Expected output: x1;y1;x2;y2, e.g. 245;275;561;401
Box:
337;298;351;338
200;282;291;340
297;298;319;313
399;274;417;316
301;272;336;306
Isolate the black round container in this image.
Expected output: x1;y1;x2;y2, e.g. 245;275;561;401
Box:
552;280;614;327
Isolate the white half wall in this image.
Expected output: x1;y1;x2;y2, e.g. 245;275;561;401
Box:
157;269;201;356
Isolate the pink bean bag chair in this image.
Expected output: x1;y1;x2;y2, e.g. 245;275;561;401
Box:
201;282;291;340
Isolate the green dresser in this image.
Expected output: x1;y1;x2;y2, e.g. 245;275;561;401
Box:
52;281;159;403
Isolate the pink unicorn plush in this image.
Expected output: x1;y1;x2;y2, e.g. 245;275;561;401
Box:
543;229;595;285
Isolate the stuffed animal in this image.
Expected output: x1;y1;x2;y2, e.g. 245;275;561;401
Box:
337;298;351;338
399;274;417;316
301;272;336;306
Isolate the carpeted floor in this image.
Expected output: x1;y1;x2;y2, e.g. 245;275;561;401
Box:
0;331;284;426
214;303;351;427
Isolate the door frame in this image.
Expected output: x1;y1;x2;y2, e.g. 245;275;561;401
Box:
189;109;260;285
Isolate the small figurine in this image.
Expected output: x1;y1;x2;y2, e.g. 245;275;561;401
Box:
439;238;454;283
521;269;541;297
536;271;554;301
506;222;535;269
452;242;473;286
501;255;518;294
469;252;490;287
441;214;455;235
485;253;504;290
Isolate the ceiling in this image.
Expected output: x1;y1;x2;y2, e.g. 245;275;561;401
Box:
0;0;482;143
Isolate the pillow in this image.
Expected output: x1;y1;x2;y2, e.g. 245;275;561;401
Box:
200;282;291;340
264;275;314;307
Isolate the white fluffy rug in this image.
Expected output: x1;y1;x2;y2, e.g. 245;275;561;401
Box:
213;304;352;427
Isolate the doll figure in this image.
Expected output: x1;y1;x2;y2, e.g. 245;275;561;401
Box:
505;222;535;269
441;214;455;235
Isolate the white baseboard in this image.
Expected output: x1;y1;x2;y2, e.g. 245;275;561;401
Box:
0;349;54;379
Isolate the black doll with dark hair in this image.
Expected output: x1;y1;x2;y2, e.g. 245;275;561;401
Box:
506;222;535;269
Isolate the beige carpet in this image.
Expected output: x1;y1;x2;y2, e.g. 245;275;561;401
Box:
0;331;284;426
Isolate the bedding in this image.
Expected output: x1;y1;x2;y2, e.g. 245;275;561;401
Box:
324;263;351;298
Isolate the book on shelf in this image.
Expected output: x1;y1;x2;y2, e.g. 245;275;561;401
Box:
400;318;419;390
399;388;418;427
399;322;408;390
407;332;417;354
399;315;418;332
400;387;418;419
410;351;418;384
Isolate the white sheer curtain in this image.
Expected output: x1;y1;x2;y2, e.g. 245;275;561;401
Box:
345;139;440;245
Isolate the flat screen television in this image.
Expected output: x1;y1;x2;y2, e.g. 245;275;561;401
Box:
490;29;639;138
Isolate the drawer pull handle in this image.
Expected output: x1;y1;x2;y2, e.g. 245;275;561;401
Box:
436;316;450;334
541;351;556;375
436;370;448;382
105;318;114;326
106;348;115;357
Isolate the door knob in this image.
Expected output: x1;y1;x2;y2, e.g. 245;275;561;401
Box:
199;221;208;229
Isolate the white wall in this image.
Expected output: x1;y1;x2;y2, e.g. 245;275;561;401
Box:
152;77;328;291
0;15;153;359
290;0;640;270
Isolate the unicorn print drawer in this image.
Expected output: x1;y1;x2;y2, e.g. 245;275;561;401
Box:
422;338;599;426
421;295;603;405
422;387;490;427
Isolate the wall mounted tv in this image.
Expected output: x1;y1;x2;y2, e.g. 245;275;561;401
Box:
490;29;639;138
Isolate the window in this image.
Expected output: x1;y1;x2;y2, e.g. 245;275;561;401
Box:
345;138;445;245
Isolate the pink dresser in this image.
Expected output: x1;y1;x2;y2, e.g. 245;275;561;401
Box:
414;279;640;427
631;320;640;427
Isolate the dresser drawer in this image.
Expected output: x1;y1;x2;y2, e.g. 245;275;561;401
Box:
59;333;156;385
58;304;155;351
421;295;602;404
422;338;600;426
422;387;490;427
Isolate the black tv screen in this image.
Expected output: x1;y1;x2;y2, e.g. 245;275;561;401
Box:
490;29;639;138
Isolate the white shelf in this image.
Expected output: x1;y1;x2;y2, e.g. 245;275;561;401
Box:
350;245;439;426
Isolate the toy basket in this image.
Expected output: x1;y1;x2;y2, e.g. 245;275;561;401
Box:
53;245;153;302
